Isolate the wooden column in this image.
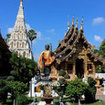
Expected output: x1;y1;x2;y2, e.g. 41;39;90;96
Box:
73;62;76;75
84;50;88;76
92;63;95;74
65;62;67;73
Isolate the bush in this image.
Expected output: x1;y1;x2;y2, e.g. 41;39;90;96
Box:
16;94;28;105
88;77;96;87
59;78;65;85
59;69;66;76
85;77;97;103
64;74;70;79
65;78;88;102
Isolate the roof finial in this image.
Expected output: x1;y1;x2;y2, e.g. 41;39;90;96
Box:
64;30;66;36
76;17;78;28
72;16;74;25
67;21;70;30
81;16;83;30
20;0;23;3
0;27;1;35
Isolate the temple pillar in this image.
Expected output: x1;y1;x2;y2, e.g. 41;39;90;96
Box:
84;50;88;76
92;63;95;74
84;61;87;76
65;62;67;73
73;62;76;75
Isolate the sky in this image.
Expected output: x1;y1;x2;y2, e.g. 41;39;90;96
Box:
0;0;105;62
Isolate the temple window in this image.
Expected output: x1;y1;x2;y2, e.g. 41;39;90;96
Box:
17;42;19;48
23;51;26;57
22;42;24;48
11;42;13;48
18;35;19;39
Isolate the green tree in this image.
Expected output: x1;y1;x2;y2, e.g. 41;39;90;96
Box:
7;81;28;105
99;39;105;58
4;33;11;43
8;52;38;84
27;29;37;48
85;77;97;103
7;34;11;38
0;80;9;104
65;78;88;105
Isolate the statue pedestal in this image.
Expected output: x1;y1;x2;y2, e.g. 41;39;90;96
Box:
95;77;101;88
41;97;55;105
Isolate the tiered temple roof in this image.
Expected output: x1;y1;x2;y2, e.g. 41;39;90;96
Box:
54;17;103;65
0;30;9;52
0;30;11;76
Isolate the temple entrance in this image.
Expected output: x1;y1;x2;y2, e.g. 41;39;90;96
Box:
76;59;84;78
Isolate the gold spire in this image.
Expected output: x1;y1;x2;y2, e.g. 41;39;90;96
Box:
20;0;23;3
72;16;74;25
67;21;70;27
76;17;78;28
81;17;83;30
67;21;70;30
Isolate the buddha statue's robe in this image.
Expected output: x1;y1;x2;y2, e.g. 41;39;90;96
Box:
38;50;55;70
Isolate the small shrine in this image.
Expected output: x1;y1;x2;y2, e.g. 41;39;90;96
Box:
53;17;103;79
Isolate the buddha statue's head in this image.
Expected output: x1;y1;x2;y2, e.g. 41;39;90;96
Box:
45;44;50;50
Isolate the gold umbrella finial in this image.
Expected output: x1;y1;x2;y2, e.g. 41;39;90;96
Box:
81;16;83;30
76;17;78;28
72;16;74;25
67;21;70;30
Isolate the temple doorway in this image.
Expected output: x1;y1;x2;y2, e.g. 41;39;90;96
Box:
76;59;84;78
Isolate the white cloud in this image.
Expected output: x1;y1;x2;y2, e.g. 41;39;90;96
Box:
93;17;105;25
47;29;55;34
37;31;42;40
34;54;40;63
45;37;50;40
8;28;13;33
34;31;50;42
26;23;32;31
94;35;103;42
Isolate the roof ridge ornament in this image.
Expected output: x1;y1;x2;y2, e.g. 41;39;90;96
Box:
76;17;78;28
72;16;74;26
67;21;70;30
64;30;66;36
81;17;83;30
0;27;1;34
20;0;23;6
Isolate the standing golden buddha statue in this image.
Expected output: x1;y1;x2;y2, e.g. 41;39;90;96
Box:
38;44;55;77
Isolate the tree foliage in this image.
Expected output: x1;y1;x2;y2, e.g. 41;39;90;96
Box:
59;69;66;76
0;80;8;103
8;52;38;84
85;77;97;103
0;80;28;104
65;78;88;101
27;29;37;48
99;39;105;58
16;94;28;105
7;81;28;97
93;39;105;73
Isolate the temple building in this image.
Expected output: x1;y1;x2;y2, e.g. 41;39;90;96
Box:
53;17;103;79
7;0;32;59
0;31;11;77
